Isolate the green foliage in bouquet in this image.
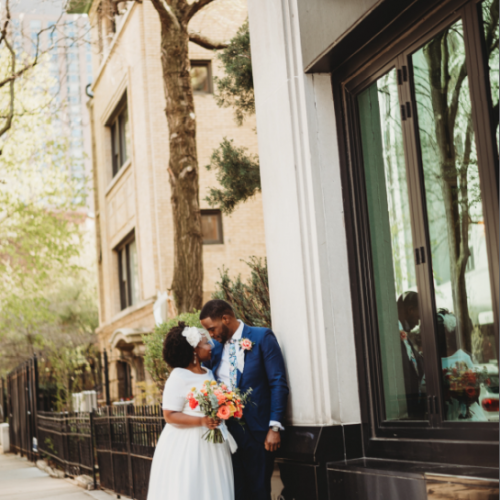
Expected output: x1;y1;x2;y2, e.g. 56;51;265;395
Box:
212;257;271;329
143;311;202;391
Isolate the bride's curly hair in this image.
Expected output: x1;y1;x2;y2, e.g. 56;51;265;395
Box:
163;321;194;369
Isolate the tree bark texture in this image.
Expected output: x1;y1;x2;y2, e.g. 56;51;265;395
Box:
159;21;203;313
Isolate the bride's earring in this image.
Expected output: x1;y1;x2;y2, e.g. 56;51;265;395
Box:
193;353;197;365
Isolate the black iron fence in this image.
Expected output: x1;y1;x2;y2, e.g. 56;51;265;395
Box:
0;378;6;423
6;357;38;461
94;405;164;500
6;356;164;500
37;411;97;487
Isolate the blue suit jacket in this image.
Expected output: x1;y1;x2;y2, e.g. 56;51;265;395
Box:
204;324;289;435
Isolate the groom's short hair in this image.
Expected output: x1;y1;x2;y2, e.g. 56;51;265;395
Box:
200;299;235;320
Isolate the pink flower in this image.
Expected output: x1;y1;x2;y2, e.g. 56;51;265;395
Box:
240;339;253;351
234;410;243;419
213;390;226;404
400;331;407;341
217;405;231;420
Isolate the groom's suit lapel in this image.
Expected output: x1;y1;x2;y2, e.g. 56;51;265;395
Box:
236;324;253;388
211;340;223;376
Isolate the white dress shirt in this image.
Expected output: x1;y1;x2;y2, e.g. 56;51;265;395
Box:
217;320;244;388
216;320;283;430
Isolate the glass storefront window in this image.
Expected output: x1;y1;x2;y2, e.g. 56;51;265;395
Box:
358;69;427;421
412;19;498;422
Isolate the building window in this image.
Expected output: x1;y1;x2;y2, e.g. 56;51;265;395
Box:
117;235;140;310
109;98;130;177
190;61;212;93
337;0;499;447
201;210;223;244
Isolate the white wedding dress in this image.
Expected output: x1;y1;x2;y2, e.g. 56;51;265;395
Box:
147;367;234;500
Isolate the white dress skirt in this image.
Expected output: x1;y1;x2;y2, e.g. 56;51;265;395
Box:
147;367;234;500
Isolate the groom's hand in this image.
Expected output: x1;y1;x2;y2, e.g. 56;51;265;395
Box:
264;429;281;452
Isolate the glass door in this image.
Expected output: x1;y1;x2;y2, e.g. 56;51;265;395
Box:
358;68;429;422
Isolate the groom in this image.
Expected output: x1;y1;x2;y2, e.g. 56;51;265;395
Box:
200;299;289;500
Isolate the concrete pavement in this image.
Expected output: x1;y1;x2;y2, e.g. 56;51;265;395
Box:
0;452;115;500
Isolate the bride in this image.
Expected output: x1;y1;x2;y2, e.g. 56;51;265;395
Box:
147;322;234;500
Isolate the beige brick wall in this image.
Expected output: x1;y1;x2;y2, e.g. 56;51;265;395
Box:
89;0;266;399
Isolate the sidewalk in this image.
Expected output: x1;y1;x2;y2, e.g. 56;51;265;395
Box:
0;452;115;500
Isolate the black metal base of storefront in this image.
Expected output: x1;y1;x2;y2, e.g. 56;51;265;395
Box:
274;424;499;500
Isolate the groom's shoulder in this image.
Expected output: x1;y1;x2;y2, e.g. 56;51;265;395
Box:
246;325;274;341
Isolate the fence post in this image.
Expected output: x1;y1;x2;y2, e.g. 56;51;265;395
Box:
32;355;39;461
107;406;116;493
103;351;111;406
125;405;134;498
89;410;97;491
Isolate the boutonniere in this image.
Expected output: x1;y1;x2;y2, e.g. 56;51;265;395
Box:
238;338;255;351
400;331;408;341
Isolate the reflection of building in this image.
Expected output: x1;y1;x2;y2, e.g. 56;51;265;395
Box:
81;0;265;403
11;0;93;209
247;0;499;499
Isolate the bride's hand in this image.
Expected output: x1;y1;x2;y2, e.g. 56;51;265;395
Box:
201;416;220;429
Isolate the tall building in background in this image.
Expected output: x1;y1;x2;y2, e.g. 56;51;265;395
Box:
11;0;94;212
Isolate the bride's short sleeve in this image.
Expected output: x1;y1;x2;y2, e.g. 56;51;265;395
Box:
162;369;186;411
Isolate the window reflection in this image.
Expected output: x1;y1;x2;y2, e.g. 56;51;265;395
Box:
413;19;498;422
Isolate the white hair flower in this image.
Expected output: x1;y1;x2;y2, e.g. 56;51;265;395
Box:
182;326;202;348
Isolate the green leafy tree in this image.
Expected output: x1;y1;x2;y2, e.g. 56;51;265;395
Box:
213;20;254;125
206;20;262;214
205;138;260;214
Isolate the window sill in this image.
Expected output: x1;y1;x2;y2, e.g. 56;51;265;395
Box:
105;158;132;197
100;297;155;331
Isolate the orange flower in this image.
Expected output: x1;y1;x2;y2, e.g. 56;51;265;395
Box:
189;398;199;409
234;410;243;419
217;405;231;420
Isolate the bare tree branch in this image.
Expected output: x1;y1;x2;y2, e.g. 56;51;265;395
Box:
185;0;216;22
0;3;15;139
188;31;228;50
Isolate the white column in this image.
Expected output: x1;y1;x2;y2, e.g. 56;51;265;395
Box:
248;0;361;426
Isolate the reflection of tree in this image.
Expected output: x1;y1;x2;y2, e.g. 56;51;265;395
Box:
483;0;499;140
421;13;497;351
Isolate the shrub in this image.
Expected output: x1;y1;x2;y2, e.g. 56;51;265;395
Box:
212;257;271;328
143;311;201;391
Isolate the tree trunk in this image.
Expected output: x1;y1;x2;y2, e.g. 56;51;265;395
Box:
159;21;203;313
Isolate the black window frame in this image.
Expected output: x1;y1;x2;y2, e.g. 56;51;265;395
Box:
200;209;224;245
116;232;138;310
332;0;499;466
108;93;129;177
190;60;213;94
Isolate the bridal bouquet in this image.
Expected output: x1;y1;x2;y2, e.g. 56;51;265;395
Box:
187;380;252;444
